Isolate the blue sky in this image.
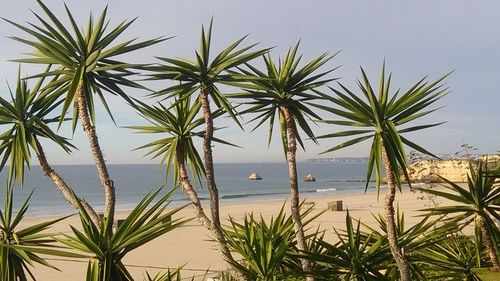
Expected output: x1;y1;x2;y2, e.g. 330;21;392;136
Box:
0;0;499;164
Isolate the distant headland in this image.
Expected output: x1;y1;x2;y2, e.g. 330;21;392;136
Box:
305;157;369;163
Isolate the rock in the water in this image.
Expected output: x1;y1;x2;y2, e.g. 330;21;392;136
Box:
304;174;316;182
249;172;263;180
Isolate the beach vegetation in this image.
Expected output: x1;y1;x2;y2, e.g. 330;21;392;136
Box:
0;184;81;281
223;204;319;280
418;234;488;281
417;161;500;270
306;211;391;280
4;0;163;230
316;63;449;280
144;19;268;278
2;2;498;280
130;96;235;229
58;187;190;281
230;42;336;275
0;72;101;223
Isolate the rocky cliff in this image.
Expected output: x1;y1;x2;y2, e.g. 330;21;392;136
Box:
408;156;499;183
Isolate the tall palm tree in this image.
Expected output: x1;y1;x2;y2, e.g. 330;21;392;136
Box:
417;162;500;270
230;43;336;274
0;71;99;223
4;0;164;227
129;97;236;228
146;19;268;274
316;64;449;281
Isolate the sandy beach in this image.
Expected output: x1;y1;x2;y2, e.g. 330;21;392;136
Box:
23;186;454;280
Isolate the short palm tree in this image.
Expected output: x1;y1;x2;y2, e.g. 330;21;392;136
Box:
5;0;164;228
0;184;80;281
146;19;268;275
316;64;449;281
419;235;488;281
368;209;453;279
230;43;336;273
129;97;237;228
307;211;391;281
0;72;99;223
223;206;299;281
417;162;500;270
59;187;190;281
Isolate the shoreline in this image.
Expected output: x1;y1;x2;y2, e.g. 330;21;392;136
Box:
22;185;454;280
22;184;386;219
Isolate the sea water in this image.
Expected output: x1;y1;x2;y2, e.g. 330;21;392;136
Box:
0;161;375;217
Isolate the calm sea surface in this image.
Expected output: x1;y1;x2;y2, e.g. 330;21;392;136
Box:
0;162;375;217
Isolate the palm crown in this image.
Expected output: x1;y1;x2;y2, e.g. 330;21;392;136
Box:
419;162;500;234
316;64;449;190
129;97;206;186
129;97;235;185
231;43;336;153
0;71;74;185
146;19;269;125
4;0;164;130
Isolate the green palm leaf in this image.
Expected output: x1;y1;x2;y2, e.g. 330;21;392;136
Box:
230;42;337;153
0;71;75;186
147;19;269;128
4;0;165;129
1;184;83;280
58;187;190;281
318;63;449;191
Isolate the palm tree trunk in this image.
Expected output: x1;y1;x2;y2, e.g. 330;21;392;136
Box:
176;148;212;227
478;215;500;270
199;88;247;279
76;84;115;227
34;137;101;225
382;145;411;281
281;107;312;278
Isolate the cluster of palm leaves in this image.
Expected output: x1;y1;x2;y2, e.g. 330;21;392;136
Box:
59;188;190;281
0;185;80;281
223;204;319;280
0;0;499;280
0;1;190;280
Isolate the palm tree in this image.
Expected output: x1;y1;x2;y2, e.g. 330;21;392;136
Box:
59;187;190;281
419;235;488;280
230;43;336;274
0;71;100;223
146;19;268;275
417;162;500;270
316;64;449;281
307;211;392;280
0;184;81;281
129;97;236;228
4;0;164;228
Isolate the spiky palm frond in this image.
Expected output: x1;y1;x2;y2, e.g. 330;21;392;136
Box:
0;70;75;186
147;19;269;127
223;203;320;280
418;235;487;281
418;163;500;227
305;211;391;281
128;97;205;185
0;184;82;281
128;97;238;185
4;0;165;130
230;42;337;154
417;162;500;267
316;63;449;192
58;187;190;281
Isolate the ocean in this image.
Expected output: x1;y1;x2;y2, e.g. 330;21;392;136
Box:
0;162;375;217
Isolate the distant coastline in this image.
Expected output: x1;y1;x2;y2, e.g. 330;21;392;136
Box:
305;157;369;163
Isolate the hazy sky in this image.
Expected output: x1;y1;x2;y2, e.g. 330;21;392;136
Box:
0;0;499;164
